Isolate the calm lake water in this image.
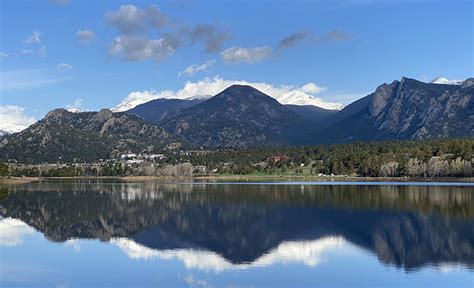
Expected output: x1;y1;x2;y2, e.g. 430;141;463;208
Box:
1;181;473;287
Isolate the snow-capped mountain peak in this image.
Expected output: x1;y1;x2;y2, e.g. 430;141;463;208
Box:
430;77;464;85
112;84;344;112
112;99;151;113
275;90;344;110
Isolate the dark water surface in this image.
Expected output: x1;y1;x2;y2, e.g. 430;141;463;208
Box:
0;181;473;287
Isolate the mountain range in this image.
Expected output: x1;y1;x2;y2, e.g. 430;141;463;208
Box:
0;77;472;162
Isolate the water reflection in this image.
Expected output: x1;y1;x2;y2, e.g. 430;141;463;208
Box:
0;218;35;247
1;182;473;273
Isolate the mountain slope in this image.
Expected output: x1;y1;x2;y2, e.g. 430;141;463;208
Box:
318;77;474;143
127;97;336;125
126;98;204;124
286;104;338;123
0;108;177;163
158;85;314;147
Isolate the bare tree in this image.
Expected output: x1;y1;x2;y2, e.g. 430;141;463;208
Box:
406;158;427;177
143;164;156;176
176;163;193;177
380;161;399;177
427;157;449;177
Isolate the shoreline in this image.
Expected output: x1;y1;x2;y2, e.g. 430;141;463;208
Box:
194;175;474;182
2;175;473;185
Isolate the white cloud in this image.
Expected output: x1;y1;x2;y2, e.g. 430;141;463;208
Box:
301;83;324;94
24;31;41;45
0;52;8;59
112;236;345;272
108;35;176;62
112;76;342;112
179;59;216;77
66;98;83;113
76;29;95;43
38;46;47;58
0;105;37;133
20;49;34;55
221;46;272;64
57;63;72;70
0;218;35;247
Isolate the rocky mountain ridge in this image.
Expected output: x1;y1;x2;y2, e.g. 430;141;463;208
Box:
0;108;177;163
319;77;474;142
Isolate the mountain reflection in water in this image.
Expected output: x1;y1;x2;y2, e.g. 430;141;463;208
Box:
1;182;473;272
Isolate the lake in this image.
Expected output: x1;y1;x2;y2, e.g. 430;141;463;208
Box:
1;180;473;287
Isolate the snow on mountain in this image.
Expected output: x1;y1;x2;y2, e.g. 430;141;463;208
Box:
112;77;344;112
275;90;344;110
112;93;210;113
430;77;464;85
112;99;149;113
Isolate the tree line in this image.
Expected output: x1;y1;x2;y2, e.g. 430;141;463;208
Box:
2;138;473;178
172;138;474;177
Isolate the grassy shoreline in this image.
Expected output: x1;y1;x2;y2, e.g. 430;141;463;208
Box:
1;175;473;185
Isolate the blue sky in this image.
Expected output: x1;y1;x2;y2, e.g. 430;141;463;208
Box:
0;0;473;131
